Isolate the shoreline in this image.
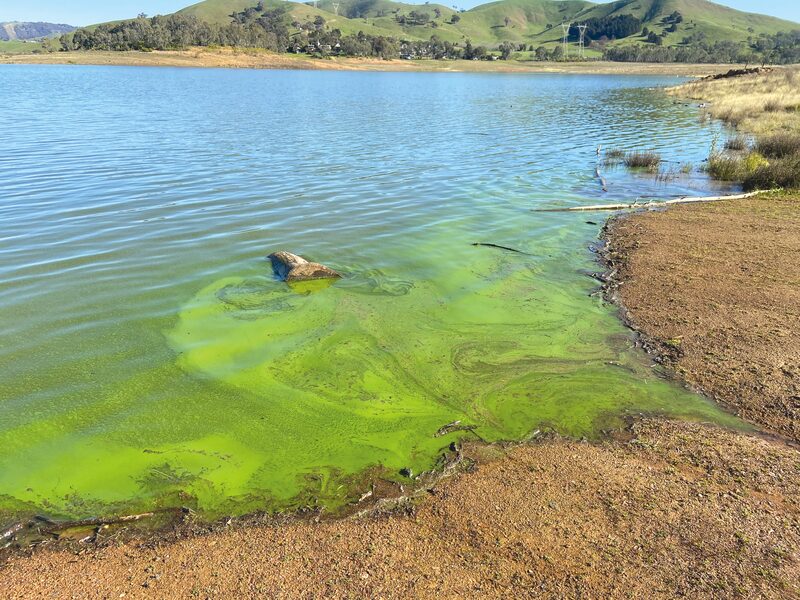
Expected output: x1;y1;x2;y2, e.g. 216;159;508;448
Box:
0;48;747;76
4;419;798;598
601;193;800;444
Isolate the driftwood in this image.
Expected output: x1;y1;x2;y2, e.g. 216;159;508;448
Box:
534;191;765;213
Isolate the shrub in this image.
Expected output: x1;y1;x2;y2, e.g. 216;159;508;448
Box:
743;152;769;172
755;133;800;158
706;151;769;182
724;136;748;151
743;156;800;191
624;150;661;169
706;154;743;180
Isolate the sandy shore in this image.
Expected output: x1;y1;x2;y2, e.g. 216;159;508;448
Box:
0;48;745;76
605;195;800;444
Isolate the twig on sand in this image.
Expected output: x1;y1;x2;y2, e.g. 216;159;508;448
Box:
534;190;766;212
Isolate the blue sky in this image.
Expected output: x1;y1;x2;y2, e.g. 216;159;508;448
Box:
2;0;799;27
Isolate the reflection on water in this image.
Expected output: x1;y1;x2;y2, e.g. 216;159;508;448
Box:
0;66;739;522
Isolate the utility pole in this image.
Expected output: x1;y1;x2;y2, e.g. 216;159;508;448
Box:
561;22;571;58
577;24;587;59
331;2;340;15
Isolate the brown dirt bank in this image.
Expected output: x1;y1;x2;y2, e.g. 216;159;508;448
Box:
604;195;800;443
2;420;799;599
0;48;745;76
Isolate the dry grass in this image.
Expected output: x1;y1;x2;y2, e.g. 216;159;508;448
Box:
756;132;800;158
624;150;661;169
0;49;749;76
673;68;800;191
671;67;800;135
723;135;748;151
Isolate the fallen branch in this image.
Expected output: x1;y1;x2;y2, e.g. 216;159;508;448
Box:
534;190;766;212
471;243;530;255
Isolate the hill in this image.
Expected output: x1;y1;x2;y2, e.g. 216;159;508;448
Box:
0;22;75;41
175;0;799;48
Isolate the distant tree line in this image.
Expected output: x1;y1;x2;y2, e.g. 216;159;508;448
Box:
604;31;800;65
59;8;488;60
58;3;800;65
63;11;292;52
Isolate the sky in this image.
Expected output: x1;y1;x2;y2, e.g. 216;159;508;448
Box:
1;0;799;27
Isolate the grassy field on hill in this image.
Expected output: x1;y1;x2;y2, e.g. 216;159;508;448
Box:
175;0;798;48
2;0;797;60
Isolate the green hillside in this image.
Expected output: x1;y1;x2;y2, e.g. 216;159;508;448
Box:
174;0;798;48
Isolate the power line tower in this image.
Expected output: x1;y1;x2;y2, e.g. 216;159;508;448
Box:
576;24;587;59
561;22;571;58
331;1;340;15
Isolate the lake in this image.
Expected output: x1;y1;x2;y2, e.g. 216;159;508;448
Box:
0;65;740;523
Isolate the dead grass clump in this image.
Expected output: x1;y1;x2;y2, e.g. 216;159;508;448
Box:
706;154;743;181
624;150;661;169
724;136;748;151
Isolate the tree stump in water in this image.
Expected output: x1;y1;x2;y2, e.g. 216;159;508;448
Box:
268;251;341;283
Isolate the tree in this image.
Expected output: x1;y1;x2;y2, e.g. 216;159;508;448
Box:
534;45;548;61
499;41;514;59
504;16;510;28
450;14;460;24
549;45;563;61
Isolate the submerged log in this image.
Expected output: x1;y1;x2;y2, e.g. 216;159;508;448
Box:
471;242;530;255
268;251;341;282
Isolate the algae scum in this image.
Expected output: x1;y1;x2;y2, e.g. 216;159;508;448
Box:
0;67;741;525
